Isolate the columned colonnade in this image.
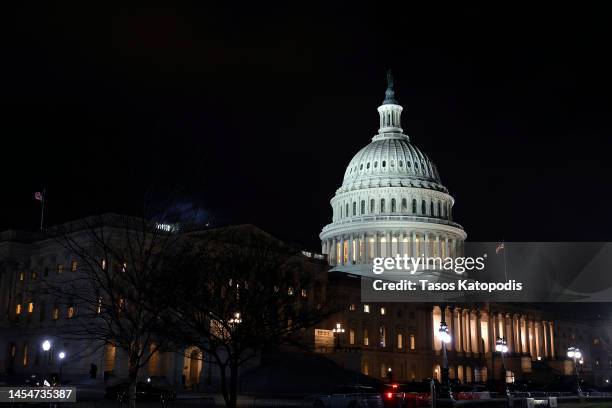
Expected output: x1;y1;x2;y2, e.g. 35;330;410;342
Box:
432;306;555;361
321;231;463;265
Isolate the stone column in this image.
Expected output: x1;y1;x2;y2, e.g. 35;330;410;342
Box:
386;231;392;257
331;238;337;265
399;232;405;256
453;307;462;352
445;307;453;351
363;233;369;263
374;233;380;258
340;236;345;265
506;313;514;352
548;321;555;359
476;310;483;354
542;320;549;358
348;235;354;264
361;233;366;263
463;309;471;353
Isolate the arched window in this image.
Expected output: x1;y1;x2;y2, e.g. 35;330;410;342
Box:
401;198;407;212
380;199;386;213
367;162;370;169
421;200;426;215
407;161;411;167
370;199;375;213
346;203;349;217
391;198;396;212
353;202;357;216
361;200;365;214
437;201;441;217
374;161;378;168
430;202;434;216
442;203;446;218
412;199;417;214
360;164;363;170
382;160;386;168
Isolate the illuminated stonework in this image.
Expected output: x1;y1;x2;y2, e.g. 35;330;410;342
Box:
320;75;466;274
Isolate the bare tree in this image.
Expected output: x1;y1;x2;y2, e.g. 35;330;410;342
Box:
160;225;334;408
41;214;183;408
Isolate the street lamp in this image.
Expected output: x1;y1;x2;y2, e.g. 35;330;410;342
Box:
495;337;510;398
42;340;51;351
58;352;66;385
332;323;345;350
438;321;452;399
567;347;583;395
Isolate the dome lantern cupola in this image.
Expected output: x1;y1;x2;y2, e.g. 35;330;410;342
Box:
377;69;404;136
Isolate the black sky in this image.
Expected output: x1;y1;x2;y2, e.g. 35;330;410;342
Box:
3;4;612;250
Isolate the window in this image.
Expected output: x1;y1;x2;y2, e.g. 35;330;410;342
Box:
399;160;403;167
402;198;407;212
27;302;34;314
367;162;370;169
374;161;378;168
363;304;370;313
370;199;375;213
437;201;442;217
349;304;356;311
121;262;127;272
381;363;388;378
382;160;386;167
67;306;75;319
594;338;600;345
52;306;59;320
421;200;426;215
410;334;416;350
23;344;29;367
31;271;37;279
380;307;386;315
15;304;22;315
430;202;434;216
379;325;386;347
288;287;294;296
71;261;78;271
397;334;404;349
101;259;107;270
380;199;385;213
301;288;308;298
56;264;64;274
391;198;396;212
363;329;370;346
353;202;356;216
360;164;363;170
349;329;355;345
345;204;349;217
412;199;417;214
19;272;24;281
361;200;365;214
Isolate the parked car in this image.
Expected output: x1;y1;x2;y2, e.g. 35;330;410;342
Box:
313;385;383;408
380;380;436;407
104;381;176;402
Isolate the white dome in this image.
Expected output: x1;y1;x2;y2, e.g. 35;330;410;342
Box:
319;72;466;273
339;133;447;195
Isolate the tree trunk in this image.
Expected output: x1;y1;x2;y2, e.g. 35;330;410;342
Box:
128;354;140;408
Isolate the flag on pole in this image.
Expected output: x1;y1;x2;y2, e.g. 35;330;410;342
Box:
495;241;505;255
34;191;44;201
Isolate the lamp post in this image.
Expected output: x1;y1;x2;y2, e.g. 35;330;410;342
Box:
495;337;510;399
332;323;345;350
438;321;452;399
567;347;583;395
58;352;65;385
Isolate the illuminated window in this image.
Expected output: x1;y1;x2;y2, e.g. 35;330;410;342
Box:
349;329;355;345
363;329;369;346
287;287;294;296
19;272;24;281
67;306;75;319
71;261;78;271
397;334;403;349
410;334;416;350
101;259;107;270
31;271;37;279
363;304;370;313
379;325;386;347
122;262;127;272
349;304;356;311
28;302;34;313
381;363;387;378
380;307;386;315
301;288;308;298
363;360;370;375
15;304;22;315
23;344;29;367
52;306;59;320
56;264;64;274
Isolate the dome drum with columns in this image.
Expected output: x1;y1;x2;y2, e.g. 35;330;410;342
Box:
320;72;466;273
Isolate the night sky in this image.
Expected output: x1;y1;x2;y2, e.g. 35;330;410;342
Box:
3;4;612;250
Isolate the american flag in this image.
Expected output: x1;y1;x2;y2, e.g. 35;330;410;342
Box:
34;191;44;201
495;242;505;254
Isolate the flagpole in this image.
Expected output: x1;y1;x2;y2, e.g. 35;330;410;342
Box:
39;188;46;231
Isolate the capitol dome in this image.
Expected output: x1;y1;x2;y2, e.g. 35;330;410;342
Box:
320;72;466;273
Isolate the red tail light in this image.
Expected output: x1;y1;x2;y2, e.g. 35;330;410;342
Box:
385;392;393;399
